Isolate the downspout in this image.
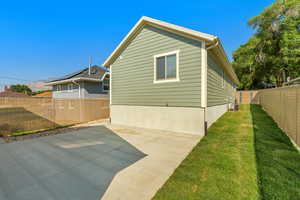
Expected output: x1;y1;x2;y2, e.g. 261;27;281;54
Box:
206;38;219;50
72;80;82;122
72;80;81;99
109;65;112;124
202;38;219;135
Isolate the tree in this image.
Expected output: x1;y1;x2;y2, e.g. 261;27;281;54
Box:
9;84;32;95
233;0;300;89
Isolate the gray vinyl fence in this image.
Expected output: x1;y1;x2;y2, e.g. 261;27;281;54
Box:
0;97;109;136
255;86;300;147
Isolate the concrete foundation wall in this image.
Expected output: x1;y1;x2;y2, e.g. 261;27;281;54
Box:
207;104;229;127
111;105;205;135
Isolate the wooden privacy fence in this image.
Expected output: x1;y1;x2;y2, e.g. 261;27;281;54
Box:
0;97;109;136
255;86;300;147
236;90;259;104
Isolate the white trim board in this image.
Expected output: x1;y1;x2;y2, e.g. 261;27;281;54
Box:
110;65;112;105
45;77;101;86
153;50;180;84
201;41;207;108
102;16;239;85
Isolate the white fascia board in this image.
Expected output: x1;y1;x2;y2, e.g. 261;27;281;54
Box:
102;16;240;85
103;16;216;67
100;72;110;81
109;65;112;105
45;77;101;86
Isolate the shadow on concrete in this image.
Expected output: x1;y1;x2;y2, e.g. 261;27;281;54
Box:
0;125;147;200
250;104;300;200
0;107;57;137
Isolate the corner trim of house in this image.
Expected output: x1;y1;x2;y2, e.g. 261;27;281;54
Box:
82;82;85;99
110;65;112;105
201;41;207;108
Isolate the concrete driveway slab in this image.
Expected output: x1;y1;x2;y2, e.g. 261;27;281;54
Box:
0;124;201;200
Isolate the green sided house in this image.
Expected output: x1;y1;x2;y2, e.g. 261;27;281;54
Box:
103;16;239;135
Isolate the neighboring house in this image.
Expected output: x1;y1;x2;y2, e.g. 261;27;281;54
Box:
46;65;109;99
103;16;239;135
0;90;29;98
283;76;300;86
34;91;52;97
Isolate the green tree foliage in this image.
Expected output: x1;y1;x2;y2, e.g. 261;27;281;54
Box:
9;84;32;95
233;0;300;89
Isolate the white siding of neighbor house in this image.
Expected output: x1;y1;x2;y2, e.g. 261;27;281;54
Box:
52;82;108;99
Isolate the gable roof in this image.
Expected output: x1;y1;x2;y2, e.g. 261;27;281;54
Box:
46;65;109;85
103;16;239;85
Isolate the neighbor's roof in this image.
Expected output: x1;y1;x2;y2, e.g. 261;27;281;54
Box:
34;91;52;97
46;65;109;86
0;91;29;98
103;16;239;85
283;77;300;86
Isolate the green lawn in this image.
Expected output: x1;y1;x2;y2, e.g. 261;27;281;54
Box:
153;104;300;200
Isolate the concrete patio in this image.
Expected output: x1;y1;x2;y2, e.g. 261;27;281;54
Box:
0;123;201;200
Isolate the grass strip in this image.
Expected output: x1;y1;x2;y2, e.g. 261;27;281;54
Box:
7;124;74;137
153;104;300;200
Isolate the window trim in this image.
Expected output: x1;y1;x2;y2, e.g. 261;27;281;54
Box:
102;75;110;92
67;83;73;92
57;84;62;93
153;50;180;84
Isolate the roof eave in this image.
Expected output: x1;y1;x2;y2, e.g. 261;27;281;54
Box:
103;16;216;67
210;38;240;85
45;77;101;86
103;16;240;85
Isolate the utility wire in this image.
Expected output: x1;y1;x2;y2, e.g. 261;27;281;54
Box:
0;76;31;82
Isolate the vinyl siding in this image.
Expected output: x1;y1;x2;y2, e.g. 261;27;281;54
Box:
207;53;236;106
53;81;108;99
52;83;81;99
82;82;109;99
111;24;203;107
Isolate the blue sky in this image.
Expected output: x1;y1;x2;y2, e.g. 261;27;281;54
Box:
0;0;274;89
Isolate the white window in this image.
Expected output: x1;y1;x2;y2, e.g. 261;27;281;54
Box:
57;85;62;92
154;50;179;83
68;83;73;92
102;75;110;92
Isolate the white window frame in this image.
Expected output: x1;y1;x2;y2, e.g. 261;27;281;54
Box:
68;83;73;92
153;50;180;84
102;75;110;92
57;84;62;93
